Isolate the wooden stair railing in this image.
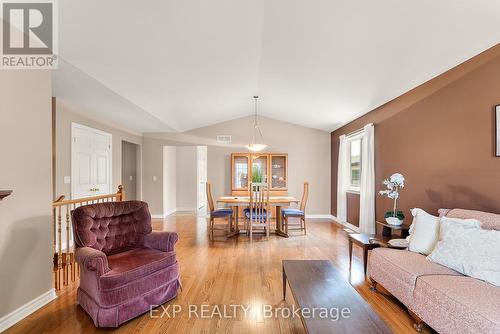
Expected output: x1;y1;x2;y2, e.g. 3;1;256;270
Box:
52;185;125;290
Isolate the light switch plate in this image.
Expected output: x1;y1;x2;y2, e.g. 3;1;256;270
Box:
63;176;71;184
153;176;157;181
129;175;133;181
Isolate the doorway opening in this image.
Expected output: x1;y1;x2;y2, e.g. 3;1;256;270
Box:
162;145;207;217
121;140;140;200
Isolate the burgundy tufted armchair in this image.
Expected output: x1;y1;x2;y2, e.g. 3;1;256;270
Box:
72;201;180;327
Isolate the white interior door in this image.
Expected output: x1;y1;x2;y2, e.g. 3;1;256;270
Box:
72;123;112;199
197;146;207;210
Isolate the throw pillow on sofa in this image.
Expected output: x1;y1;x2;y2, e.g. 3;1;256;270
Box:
407;208;440;255
427;217;500;287
438;216;482;228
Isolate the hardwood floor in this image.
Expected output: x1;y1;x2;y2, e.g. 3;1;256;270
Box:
5;213;432;334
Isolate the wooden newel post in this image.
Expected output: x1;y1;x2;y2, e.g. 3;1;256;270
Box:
117;185;125;201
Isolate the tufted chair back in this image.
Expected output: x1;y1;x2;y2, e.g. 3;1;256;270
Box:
72;201;153;255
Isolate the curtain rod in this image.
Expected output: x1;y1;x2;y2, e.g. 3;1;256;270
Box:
345;128;364;137
343;123;373;138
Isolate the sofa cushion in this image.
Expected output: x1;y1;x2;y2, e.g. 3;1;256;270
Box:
101;247;177;290
368;248;460;305
412;275;500;334
95;248;179;307
427;218;500;286
439;208;500;231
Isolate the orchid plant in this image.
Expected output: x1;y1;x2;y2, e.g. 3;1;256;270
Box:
378;173;405;220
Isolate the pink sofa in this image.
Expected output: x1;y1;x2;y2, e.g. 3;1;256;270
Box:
368;208;500;334
72;201;181;327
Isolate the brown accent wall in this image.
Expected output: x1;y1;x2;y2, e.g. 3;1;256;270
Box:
331;44;500;221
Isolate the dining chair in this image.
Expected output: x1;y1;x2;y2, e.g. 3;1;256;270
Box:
282;181;309;236
206;182;233;240
244;182;271;240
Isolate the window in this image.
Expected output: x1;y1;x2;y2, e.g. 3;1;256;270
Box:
349;137;362;188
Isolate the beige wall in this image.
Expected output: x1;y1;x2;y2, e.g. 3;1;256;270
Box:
163;146;177;215
143;137;168;214
55;100;143;199
54;109;330;216
176;146;198;210
144;115;331;214
206;145;232;205
0;70;53;318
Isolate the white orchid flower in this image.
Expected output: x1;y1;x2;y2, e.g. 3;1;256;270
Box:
390;173;405;187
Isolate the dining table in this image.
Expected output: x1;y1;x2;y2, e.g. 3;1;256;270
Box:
216;196;299;237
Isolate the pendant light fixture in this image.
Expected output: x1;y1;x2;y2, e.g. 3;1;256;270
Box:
245;95;268;152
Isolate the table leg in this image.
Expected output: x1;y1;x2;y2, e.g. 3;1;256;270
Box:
401;229;409;239
275;206;288;237
229;207;234;232
234;206;239;233
348;238;353;272
382;226;391;238
226;207;240;238
275;206;281;232
282;264;287;300
363;247;369;276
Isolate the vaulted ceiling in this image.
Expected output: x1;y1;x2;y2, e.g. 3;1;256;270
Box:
53;0;500;133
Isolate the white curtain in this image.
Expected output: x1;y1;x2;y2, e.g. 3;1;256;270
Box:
336;135;350;222
359;123;375;234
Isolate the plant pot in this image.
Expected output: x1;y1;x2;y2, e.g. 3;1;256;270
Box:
385;217;403;226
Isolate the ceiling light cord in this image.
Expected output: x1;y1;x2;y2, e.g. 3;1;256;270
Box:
253;95;263;144
246;95;267;152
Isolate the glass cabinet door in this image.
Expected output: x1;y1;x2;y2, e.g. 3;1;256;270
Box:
270;154;287;189
232;154;249;190
251;154;268;184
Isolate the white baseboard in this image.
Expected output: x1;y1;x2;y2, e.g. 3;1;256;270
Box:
0;289;57;332
151;207;197;219
330;215;360;232
175;207;196;212
163;209;177;217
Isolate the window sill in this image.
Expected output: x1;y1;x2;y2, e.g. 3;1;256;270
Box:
346;188;360;194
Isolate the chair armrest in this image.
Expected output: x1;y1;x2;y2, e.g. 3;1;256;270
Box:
144;231;179;252
75;247;110;275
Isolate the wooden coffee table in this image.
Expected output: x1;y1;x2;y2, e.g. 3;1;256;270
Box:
282;260;392;334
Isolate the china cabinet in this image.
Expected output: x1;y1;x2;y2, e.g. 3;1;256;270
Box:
230;153;288;196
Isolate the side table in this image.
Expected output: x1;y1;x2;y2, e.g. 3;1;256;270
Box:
376;220;410;239
348;233;381;276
